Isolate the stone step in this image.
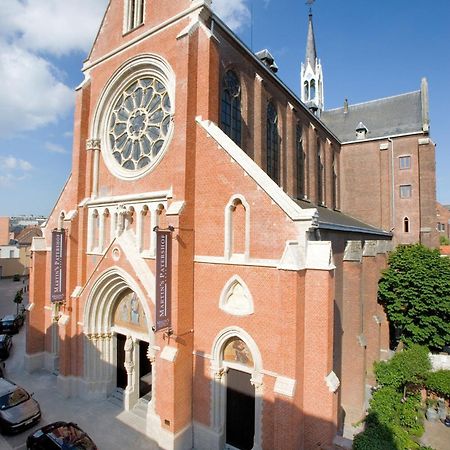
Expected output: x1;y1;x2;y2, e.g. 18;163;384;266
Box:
132;400;148;419
108;388;124;407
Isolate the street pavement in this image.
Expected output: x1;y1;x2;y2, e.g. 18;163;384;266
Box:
0;277;160;450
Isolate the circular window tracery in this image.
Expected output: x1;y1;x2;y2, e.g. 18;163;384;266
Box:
107;76;173;172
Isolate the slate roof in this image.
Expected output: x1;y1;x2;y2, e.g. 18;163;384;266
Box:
305;13;317;66
321;91;424;142
295;200;391;237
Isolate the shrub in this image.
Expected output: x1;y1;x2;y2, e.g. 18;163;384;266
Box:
425;370;450;398
375;345;430;389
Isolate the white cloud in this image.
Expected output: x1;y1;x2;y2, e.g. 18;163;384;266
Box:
0;0;109;56
0;155;33;187
0;42;74;136
213;0;251;31
45;142;68;154
0;0;108;137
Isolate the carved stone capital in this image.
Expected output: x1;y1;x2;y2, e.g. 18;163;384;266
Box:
86;139;101;151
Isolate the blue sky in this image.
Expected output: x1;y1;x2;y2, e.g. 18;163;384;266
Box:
0;0;449;216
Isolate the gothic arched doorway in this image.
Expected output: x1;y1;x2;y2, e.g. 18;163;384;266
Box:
82;268;155;412
210;327;264;450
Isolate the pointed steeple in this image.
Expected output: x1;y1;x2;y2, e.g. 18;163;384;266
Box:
300;11;324;115
305;12;317;66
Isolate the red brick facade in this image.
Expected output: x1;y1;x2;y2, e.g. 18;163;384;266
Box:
26;2;393;449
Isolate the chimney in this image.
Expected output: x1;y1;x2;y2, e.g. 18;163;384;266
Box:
344;99;349;114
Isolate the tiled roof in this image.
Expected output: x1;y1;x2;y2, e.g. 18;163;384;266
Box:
321;91;423;142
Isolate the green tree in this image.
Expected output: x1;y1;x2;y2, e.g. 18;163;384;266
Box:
378;244;450;351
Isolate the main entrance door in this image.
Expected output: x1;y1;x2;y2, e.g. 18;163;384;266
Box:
226;369;255;450
116;333;127;389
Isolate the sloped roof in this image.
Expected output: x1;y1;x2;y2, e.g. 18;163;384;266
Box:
15;226;42;245
321;91;423;142
295;200;391;237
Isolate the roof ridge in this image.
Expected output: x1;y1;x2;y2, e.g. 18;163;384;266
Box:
324;89;421;112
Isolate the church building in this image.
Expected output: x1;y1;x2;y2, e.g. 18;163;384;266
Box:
26;1;437;449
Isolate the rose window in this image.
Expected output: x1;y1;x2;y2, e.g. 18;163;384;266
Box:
108;77;172;171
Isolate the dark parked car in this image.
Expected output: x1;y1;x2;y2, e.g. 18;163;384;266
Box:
443;415;450;427
0;378;41;434
0;335;12;360
27;421;97;449
0;315;21;335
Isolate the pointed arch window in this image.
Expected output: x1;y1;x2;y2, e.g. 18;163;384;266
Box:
221;70;242;146
126;0;144;32
296;124;305;199
266;102;279;184
332;149;339;209
310;79;316;101
317;138;324;204
404;217;410;233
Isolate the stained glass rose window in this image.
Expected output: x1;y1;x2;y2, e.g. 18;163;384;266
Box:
108;76;172;172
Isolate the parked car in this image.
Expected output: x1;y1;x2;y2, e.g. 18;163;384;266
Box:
0;335;12;360
27;421;97;449
443;415;450;427
0;315;21;335
0;378;41;434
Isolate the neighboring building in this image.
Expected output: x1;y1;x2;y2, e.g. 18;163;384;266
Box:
436;202;450;241
321;83;437;248
26;2;436;449
15;226;43;275
0;217;10;246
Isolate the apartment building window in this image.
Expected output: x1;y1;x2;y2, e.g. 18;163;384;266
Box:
296;124;305;199
399;185;412;199
266;102;279;184
399;155;411;170
126;0;144;32
437;223;446;232
221;70;242;146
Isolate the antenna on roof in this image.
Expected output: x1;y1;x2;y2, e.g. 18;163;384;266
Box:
306;0;315;14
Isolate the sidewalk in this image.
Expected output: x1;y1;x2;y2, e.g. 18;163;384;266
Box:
0;278;160;450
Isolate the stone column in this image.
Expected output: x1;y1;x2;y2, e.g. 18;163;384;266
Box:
86;139;101;199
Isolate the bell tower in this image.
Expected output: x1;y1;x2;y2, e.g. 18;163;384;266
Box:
300;11;324;115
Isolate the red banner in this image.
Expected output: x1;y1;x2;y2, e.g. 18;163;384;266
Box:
155;229;172;331
50;230;66;303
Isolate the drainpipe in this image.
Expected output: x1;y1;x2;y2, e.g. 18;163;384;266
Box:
388;138;395;231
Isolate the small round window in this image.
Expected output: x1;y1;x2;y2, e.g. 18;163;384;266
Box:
107;76;173;174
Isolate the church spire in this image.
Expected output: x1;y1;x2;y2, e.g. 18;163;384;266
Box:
300;10;324;115
305;12;317;67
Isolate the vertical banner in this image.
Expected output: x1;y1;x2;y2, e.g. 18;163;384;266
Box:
50;230;66;303
155;229;172;331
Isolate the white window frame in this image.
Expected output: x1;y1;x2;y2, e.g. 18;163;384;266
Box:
124;0;144;33
399;155;411;170
399;184;412;199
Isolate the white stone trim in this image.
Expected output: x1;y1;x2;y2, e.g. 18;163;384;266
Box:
194;255;279;268
325;371;340;393
160;346;178;362
166;200;186;216
224;194;250;260
195;117;317;224
90;54;176;181
305;241;335;270
208;326;264;450
219;275;254;316
31;237;47;252
278;241;306;270
86;189;172;206
274;376;296;398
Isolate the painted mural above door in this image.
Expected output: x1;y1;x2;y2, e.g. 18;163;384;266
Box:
113;290;147;332
223;338;254;368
